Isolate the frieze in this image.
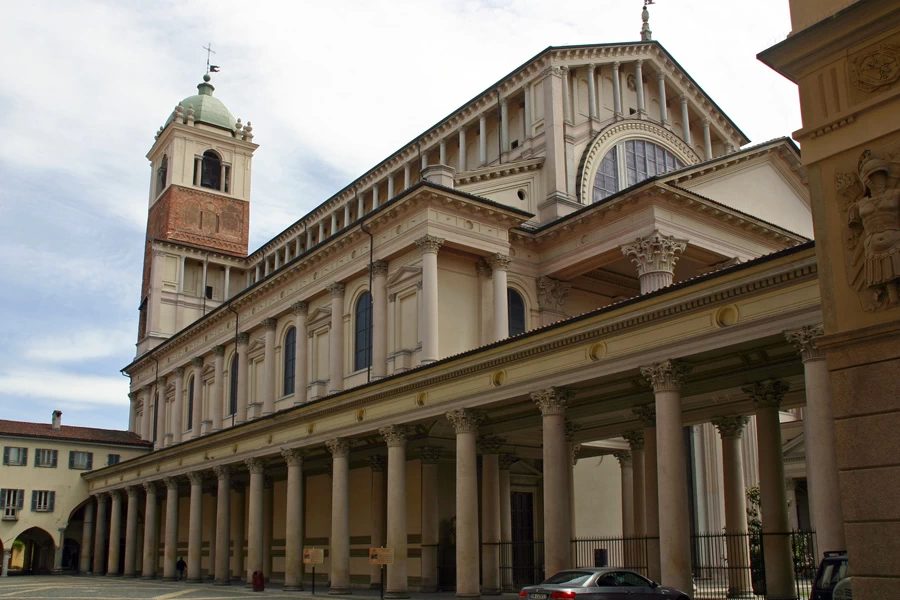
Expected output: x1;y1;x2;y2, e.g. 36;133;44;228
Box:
850;43;900;95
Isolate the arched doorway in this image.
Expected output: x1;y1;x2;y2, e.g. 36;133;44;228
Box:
10;527;55;575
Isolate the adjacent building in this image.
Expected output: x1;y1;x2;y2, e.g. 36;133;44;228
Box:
0;411;150;576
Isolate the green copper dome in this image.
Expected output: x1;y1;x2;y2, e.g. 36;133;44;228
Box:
166;74;237;133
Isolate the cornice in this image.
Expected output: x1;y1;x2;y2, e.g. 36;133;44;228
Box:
456;158;544;186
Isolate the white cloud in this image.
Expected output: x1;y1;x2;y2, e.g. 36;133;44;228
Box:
0;368;129;408
23;328;135;363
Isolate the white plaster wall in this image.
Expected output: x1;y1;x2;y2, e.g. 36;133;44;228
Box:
573;455;622;538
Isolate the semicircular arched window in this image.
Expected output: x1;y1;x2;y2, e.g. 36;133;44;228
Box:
229;355;238;416
355;291;373;371
201;150;222;190
592;140;684;203
283;326;296;396
508;289;526;337
186;376;194;431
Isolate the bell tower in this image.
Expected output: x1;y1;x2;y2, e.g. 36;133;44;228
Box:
138;74;258;351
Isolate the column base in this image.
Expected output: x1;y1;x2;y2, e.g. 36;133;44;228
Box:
213;579;232;586
161;576;177;582
186;578;202;583
105;572;121;577
283;585;305;591
140;575;156;580
328;587;352;595
455;594;481;599
122;573;136;578
385;591;409;599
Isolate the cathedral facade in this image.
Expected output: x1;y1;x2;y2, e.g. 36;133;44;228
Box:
80;25;838;600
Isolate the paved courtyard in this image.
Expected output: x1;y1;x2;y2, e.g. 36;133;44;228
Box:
0;576;484;600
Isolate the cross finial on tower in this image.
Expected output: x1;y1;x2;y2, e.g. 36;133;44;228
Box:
641;0;654;41
202;43;219;75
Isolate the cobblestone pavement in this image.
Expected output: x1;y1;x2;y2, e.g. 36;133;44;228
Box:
0;576;490;600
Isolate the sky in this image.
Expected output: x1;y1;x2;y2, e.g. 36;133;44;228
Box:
0;0;802;431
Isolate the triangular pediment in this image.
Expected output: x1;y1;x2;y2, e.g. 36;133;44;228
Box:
387;264;422;286
247;337;266;354
307;306;332;325
201;363;216;377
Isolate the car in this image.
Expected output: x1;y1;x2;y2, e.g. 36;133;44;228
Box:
518;568;690;600
811;551;849;600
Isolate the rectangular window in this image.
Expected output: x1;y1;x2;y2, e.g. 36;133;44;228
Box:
34;449;58;468
31;490;55;512
2;446;27;466
107;454;120;466
0;489;24;520
68;451;93;470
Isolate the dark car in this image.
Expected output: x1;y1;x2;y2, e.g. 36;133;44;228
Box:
518;568;690;600
811;551;849;600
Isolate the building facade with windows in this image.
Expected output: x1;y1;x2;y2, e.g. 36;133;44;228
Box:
0;411;150;576
78;18;843;600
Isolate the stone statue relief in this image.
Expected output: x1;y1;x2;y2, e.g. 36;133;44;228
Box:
836;149;900;311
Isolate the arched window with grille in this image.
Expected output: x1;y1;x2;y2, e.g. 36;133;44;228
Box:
283;326;296;395
186;376;194;430
592;139;684;204
508;289;526;337
201;150;222;190
354;291;373;371
229;355;238;416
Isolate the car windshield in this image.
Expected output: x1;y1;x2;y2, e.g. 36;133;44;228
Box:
815;560;849;590
542;571;595;586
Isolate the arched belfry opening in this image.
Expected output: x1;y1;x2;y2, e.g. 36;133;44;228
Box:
200;150;222;191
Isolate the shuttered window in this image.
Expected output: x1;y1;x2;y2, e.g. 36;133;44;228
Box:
2;447;27;466
34;449;58;468
68;451;93;470
31;490;55;512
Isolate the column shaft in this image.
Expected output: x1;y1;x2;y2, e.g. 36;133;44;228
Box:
172;369;184;443
533;389;571;577
481;452;501;595
236;334;249;422
644;424;660;581
524;84;533;139
294;304;309;404
263;320;277;415
561;66;572;122
141;485;158;578
155;378;166;449
713;417;753;599
612;62;622;118
587;64;597;120
370;458;386;588
635;61;645;116
283;453;305;590
107;491;122;575
703;120;713;160
385;434;409;598
211;347;224;431
420;453;440;593
231;484;246;583
329;286;345;393
246;461;264;585
490;256;509;342
455;425;479;597
680;97;692;145
657;71;668;125
214;468;232;585
479;115;487;166
162;480;179;580
372;263;389;378
500;100;509;155
328;440;351;594
187;475;203;582
458;128;467;172
80;501;95;574
191;365;203;438
93;495;109;574
417;236;442;363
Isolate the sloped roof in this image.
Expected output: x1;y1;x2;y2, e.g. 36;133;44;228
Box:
0;419;152;447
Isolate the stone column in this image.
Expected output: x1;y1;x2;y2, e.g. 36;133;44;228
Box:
380;426;410;598
123;487;139;576
416;235;443;363
245;458;265;585
621;231;688;294
532;387;572;577
372;261;389;378
446;409;481;598
479;436;504;595
560;65;572;123
420;448;441;593
499;454;515;591
785;479;800;531
282;450;305;590
212;345;225;431
634;60;646;117
657;71;668;126
369;456;386;588
139;386;152;441
172;368;185;443
702;119;713;160
162;477;179;581
1;550;10;577
785;324;845;553
327;438;352;594
640;360;692;594
191;358;204;437
293;302;309;404
500;99;509;156
155;377;167;449
149;249;165;334
107;490;123;575
680;96;692;145
567;431;580;564
213;466;232;585
745;380;797;600
487;254;511;341
524;84;533;140
327;284;345;393
634;405;660;582
479;115;487;166
235;333;249;422
53;527;65;573
128;392;138;434
262;318;277;414
612;62;623;118
614;451;635;538
141;483;158;579
79;500;95;573
458;127;467;172
587;63;598;121
623;431;646;539
187;472;204;582
712;416;753;599
230;482;245;582
93;493;109;575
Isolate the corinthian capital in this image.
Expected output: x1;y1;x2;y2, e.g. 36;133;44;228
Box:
419;447;442;464
613;450;632;468
744;379;790;410
640;360;691;392
477;435;505;455
292;300;309;316
784;324;825;362
487;253;511;272
445;408;483;434
326;438;351;458
532;387;572;416
370;260;389;277
281;448;306;467
378;425;409;448
623;430;645;450
415;234;444;255
711;415;749;439
326;282;345;298
621;231;687;277
245;457;267;474
632;405;656;427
